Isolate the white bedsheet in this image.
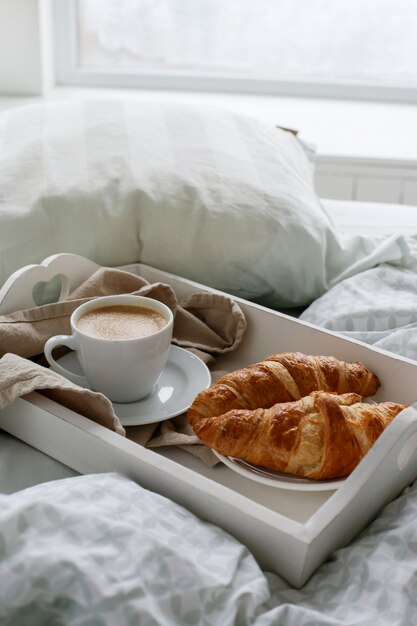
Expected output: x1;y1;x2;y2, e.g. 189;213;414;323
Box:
322;198;417;237
302;199;417;361
0;473;269;626
1;471;417;625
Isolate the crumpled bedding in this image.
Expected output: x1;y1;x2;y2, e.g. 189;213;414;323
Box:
1;470;417;625
0;472;269;626
300;253;417;362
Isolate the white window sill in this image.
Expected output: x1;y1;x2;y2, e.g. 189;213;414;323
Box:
1;86;417;167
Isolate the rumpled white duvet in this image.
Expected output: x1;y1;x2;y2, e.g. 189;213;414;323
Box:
1;471;417;626
301;249;417;362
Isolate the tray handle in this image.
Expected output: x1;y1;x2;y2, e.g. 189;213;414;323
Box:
397;430;417;470
0;253;100;315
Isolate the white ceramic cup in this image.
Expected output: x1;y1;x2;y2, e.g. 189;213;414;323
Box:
44;295;174;403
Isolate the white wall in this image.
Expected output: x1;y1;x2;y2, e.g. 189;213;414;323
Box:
0;0;52;95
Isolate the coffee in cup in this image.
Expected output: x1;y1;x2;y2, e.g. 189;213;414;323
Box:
44;295;173;403
77;304;168;341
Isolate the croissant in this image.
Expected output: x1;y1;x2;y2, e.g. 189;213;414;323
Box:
193;391;407;479
188;352;380;427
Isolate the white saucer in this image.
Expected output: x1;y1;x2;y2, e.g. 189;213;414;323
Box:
57;345;211;426
213;451;345;491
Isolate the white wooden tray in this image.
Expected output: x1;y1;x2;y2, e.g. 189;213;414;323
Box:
1;253;417;588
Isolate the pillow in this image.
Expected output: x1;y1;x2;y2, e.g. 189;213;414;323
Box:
0;99;408;307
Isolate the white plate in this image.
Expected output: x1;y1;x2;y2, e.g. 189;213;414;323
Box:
213;451;345;491
57;345;211;426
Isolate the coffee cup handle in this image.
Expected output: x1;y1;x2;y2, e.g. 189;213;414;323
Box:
44;334;90;388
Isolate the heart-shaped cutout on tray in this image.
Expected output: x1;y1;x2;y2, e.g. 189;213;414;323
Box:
32;274;68;306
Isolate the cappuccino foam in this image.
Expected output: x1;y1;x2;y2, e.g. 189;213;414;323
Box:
77;304;167;340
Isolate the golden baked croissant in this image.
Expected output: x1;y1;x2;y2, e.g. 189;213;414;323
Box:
188;352;380;427
193;391;407;479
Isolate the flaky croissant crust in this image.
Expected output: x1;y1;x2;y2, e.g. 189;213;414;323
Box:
188;352;380;428
193;391;407;479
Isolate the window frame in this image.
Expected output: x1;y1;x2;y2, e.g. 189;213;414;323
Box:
53;0;417;104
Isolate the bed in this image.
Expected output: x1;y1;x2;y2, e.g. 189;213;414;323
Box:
1;99;417;625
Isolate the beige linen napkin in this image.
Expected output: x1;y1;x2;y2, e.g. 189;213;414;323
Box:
0;266;246;466
0;267;246;363
0;353;125;436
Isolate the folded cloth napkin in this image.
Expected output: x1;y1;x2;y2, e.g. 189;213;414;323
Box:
0;353;125;436
0;266;247;466
0;266;246;364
